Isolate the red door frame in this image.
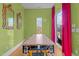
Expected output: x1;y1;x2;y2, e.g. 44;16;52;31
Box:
62;3;72;56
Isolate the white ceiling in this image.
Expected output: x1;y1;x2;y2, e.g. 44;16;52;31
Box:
21;3;54;9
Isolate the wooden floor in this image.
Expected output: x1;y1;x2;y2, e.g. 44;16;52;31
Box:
10;34;62;56
10;46;23;56
54;44;62;56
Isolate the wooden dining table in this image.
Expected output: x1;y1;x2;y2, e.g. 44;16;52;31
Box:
23;34;54;46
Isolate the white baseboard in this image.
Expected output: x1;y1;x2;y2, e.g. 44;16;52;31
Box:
3;40;24;56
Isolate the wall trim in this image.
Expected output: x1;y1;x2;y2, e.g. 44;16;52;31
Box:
3;40;24;56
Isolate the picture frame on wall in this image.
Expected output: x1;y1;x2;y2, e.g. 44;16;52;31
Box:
16;12;22;29
2;4;14;30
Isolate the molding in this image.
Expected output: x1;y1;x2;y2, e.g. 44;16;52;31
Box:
3;40;24;56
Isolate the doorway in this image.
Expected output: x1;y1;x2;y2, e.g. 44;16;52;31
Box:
36;16;42;34
55;11;62;46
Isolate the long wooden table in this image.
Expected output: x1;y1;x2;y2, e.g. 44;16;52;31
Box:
23;34;54;46
22;34;54;56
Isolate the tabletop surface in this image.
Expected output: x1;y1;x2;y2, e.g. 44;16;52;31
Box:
23;34;54;46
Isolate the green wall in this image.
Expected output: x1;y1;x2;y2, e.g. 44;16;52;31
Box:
71;3;79;56
24;9;52;39
55;3;62;13
0;3;24;55
13;4;24;46
0;3;10;55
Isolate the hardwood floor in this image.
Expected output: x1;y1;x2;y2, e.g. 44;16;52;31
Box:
10;46;23;56
54;44;62;56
